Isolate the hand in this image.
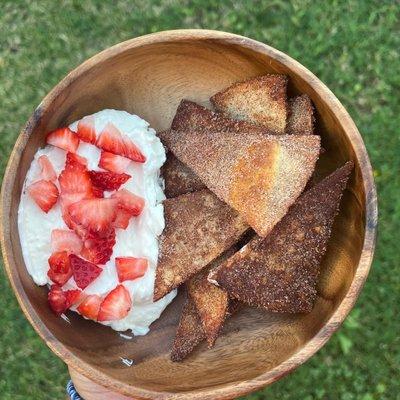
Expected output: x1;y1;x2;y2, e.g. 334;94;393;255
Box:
69;367;136;400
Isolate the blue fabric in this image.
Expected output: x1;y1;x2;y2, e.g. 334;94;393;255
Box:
66;380;83;400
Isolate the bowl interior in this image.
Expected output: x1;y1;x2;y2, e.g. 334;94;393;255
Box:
4;34;367;397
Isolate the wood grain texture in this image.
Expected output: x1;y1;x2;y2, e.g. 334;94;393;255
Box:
0;29;377;400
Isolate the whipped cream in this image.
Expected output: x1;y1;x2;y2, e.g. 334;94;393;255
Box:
18;109;176;335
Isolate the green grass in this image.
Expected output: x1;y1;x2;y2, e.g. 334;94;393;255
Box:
0;1;398;399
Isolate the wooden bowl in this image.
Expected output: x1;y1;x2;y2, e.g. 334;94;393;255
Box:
0;30;377;399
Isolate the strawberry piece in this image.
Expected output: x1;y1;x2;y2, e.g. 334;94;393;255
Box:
69;198;118;233
46;127;79;152
89;171;130;191
113;209;132;230
111;189;145;216
97;285;132;322
81;229;116;265
51;229;83;254
65;152;88;169
116;257;148;282
65;289;82;308
28;179;59;213
48;285;67;315
47;251;72;286
48;285;81;315
38;155;57;181
77;115;96;144
91;186;104;198
77;294;102;321
59;153;94;229
59;160;92;198
69;254;102;289
96;123;146;163
98;151;131;174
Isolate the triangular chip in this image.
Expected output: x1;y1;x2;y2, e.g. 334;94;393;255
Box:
171;296;206;362
159;129;320;237
162;100;270;198
209;162;353;313
171;100;272;134
154;189;249;301
210;75;288;133
162;155;205;198
170;294;240;362
286;94;315;135
187;252;232;347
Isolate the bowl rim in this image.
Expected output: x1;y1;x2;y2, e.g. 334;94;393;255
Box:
0;29;378;399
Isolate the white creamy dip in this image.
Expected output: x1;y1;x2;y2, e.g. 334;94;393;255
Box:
18;109;176;335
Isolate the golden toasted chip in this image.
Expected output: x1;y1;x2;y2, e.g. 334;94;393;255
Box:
209;162;353;313
154;189;249;301
286;94;315;135
187;252;232;347
162;100;270;198
170;296;206;362
159;129;320;237
211;75;288;133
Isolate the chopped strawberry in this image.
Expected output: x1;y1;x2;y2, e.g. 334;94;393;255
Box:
48;285;81;315
69;254;102;289
96;123;146;163
38;155;57;181
89;171;130;192
111;189;145;216
97;285;132;322
77;115;96;144
65;152;88;169
59;161;92;198
28;179;59;213
113;209;132;230
81;229;116;265
77;294;102;321
116;257;148;282
51;229;83;254
48;285;67;315
98;151;131;174
46;127;79;153
91;186;104;198
47;251;72;286
65;289;82;308
69;198;118;233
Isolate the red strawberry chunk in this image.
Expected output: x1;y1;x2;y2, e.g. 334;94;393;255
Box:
48;285;67;315
81;229;116;265
28;180;59;213
51;229;83;254
59;154;91;196
97;285;132;322
77;294;102;321
47;251;72;286
65;289;82;308
98;151;131;174
89;170;130;192
48;285;81;315
111;189;145;216
65;152;88;169
91;186;104;198
77;115;96;144
113;209;132;230
46;127;79;152
69;254;102;289
69;198;118;233
96;123;146;163
116;257;148;282
38;155;57;181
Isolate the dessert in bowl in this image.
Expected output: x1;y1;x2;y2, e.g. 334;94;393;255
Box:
0;30;377;399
